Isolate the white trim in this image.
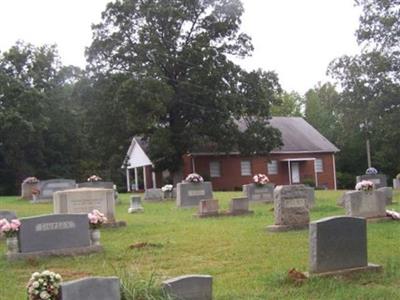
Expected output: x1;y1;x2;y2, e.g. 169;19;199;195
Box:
152;166;156;188
134;167;138;191
192;156;196;173
280;158;316;162
143;166;147;190
189;150;339;156
288;162;292;185
126;168;131;192
313;160;318;187
332;154;337;190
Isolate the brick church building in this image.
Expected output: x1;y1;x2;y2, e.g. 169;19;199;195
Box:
124;117;339;191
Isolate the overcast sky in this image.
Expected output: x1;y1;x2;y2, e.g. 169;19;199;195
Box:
0;0;361;94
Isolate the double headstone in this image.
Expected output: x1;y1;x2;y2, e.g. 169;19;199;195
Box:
162;275;213;300
242;183;274;202
356;174;387;188
344;190;386;219
144;188;164;201
60;277;120;300
177;182;213;207
128;195;144;213
309;216;381;276
196;199;219;217
54;188;116;223
7;214;102;260
267;185;310;232
32;179;76;203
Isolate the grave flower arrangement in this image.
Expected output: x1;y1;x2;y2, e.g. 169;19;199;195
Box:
27;270;62;300
0;218;21;238
23;177;40;184
87;175;102;182
253;174;270;186
365;167;378;175
355;180;374;192
161;184;173;192
185;173;204;183
88;209;108;229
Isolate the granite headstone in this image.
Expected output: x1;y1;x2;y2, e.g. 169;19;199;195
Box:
242;183;274;202
176;182;213;207
197;199;219;217
162;275;212;300
128;195;144;213
144;188;164;201
33;179;76;202
356;174;387;188
377;187;393;205
60;277;120;300
344;190;386;219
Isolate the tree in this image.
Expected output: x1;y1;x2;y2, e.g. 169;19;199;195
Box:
0;42;85;194
327;0;400;179
86;0;282;174
271;91;303;117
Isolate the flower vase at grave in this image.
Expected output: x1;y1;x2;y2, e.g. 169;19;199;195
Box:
6;236;19;255
90;229;101;246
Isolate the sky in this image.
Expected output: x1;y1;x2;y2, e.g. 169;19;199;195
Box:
0;0;361;94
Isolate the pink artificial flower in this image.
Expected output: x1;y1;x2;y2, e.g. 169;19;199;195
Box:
2;222;11;232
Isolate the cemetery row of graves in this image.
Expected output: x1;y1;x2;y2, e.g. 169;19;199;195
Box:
1;170;400;299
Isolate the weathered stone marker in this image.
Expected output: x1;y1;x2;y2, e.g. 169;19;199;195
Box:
60;277;120;300
144;188;164;201
344;190;386;219
305;186;315;208
54;188;116;222
267;185;309;232
8;214;102;260
242;183;274;202
177;182;213;207
32;179;76;202
227;197;253;215
196;199;219;218
162;275;212;300
356;174;387;188
309;216;381;276
128;195;144;213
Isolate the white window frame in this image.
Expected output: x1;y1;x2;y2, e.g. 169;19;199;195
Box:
241;160;252;176
209;161;221;178
315;158;323;173
267;160;278;175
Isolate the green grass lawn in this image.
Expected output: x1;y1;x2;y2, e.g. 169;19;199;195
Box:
1;190;400;299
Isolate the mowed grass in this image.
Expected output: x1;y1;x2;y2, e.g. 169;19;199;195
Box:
0;190;400;299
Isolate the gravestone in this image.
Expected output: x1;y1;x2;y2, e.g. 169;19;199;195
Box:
305;186;315;208
33;179;76;202
8;214;101;260
144;188;164;201
177;182;213;207
77;181;114;189
227;197;253;216
344;190;386;219
356;174;387;189
393;178;400;190
21;182;39;200
0;210;17;221
162;275;212;300
377;187;393;205
128;195;144;213
267;185;309;232
60;277;120;300
53;188;116;222
242;183;274;202
196;199;219;217
309;216;381;275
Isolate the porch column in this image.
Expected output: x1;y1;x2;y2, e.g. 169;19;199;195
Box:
152;165;156;188
332;154;337;190
288;161;292;185
134;167;138;191
192;156;196;173
143;166;147;190
126;168;131;192
313;159;319;187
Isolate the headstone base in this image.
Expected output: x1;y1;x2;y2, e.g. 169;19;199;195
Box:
30;198;52;204
194;212;220;218
128;207;144;213
306;263;382;277
6;245;103;261
366;216;392;223
222;210;254;217
102;221;127;228
266;224;309;232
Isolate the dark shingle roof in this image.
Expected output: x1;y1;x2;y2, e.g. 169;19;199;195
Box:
268;117;339;153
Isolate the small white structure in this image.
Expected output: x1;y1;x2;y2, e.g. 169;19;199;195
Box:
122;137;157;192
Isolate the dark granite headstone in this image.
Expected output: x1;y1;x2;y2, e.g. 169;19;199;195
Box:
309;216;367;273
34;179;76;202
356;174;387;188
0;210;17;221
60;277;120;300
176;182;213;207
162;275;212;300
19;214;90;253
